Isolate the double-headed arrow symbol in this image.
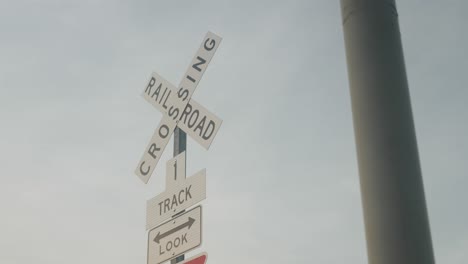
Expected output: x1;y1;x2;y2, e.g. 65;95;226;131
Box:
154;217;195;243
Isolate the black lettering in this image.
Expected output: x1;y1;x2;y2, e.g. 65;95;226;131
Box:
145;77;156;94
159;245;165;255
162;90;171;109
180;103;192;124
158;201;164;215
148;143;160;159
194;115;206;137
164;199;170;213
151;83;162;101
177;87;189;101
168;106;180;120
159;86;168;104
188;110;199;128
192;56;206;72
204;38;216;51
171;194;178;209
139;161;150;176
185;185;192;200
181;233;188;244
186;75;196;83
159;124;170;138
202;120;215;140
178;189;185;204
174;237;180;247
166;240;172;251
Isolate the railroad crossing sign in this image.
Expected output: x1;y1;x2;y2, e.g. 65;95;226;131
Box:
147;206;202;264
135;31;222;264
146;151;206;230
135;31;222;184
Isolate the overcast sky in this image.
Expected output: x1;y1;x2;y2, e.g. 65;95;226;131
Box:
1;1;467;264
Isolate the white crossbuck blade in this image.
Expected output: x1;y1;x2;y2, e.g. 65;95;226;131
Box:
135;31;222;184
142;72;222;150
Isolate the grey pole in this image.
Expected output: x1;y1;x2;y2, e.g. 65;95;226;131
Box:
340;1;435;263
171;127;186;264
173;127;187;157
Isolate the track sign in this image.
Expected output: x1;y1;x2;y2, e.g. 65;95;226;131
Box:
148;206;202;264
146;169;205;230
146;152;206;230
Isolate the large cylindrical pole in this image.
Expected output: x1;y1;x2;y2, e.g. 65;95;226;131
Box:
340;1;435;263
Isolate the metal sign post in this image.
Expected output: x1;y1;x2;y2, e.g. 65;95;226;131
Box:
171;127;186;264
178;252;207;264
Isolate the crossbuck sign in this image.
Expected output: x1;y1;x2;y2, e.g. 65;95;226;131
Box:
135;31;222;183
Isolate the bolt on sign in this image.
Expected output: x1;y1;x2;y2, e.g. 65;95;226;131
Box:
135;31;222;184
134;31;222;264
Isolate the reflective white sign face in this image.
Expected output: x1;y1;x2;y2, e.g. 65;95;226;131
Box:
135;31;222;183
146;152;206;230
147;206;202;264
142;72;222;150
165;151;187;186
146;169;205;230
136;115;177;184
177;99;222;150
